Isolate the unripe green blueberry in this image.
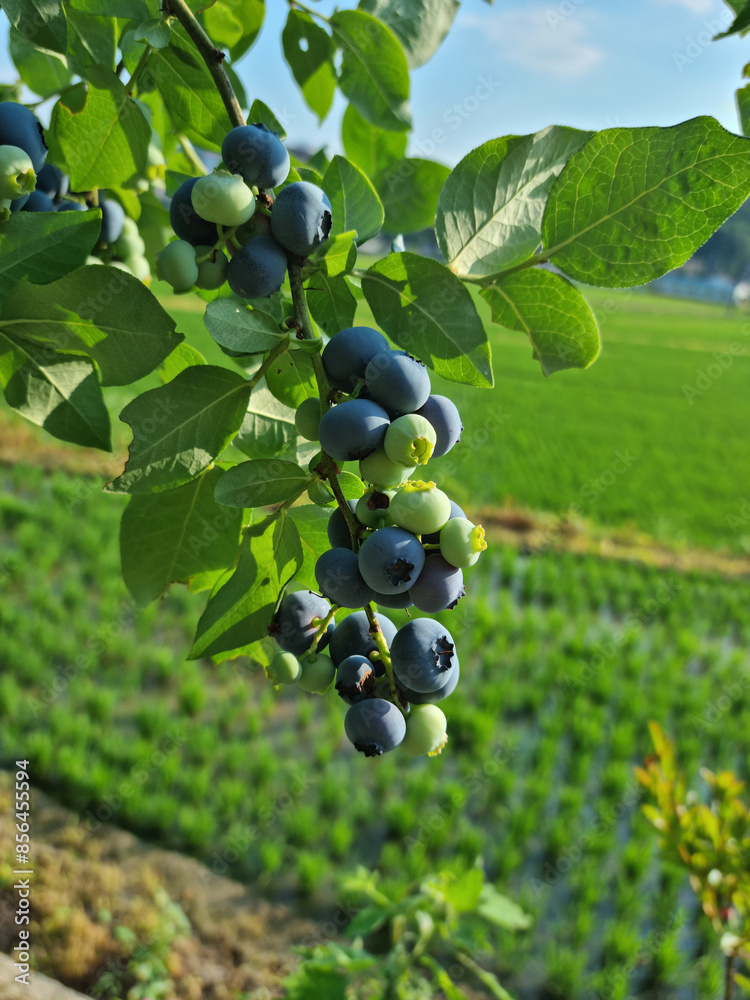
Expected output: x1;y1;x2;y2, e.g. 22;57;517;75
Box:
124;255;150;282
356;488;395;529
0;145;35;200
155;240;199;292
401;705;448;756
297;652;336;693
359;448;410;489
85;255;103;265
191;170;256;227
295;397;322;441
114;229;146;260
390;481;451;536
194;244;228;290
440;516;487;568
267;650;301;684
384;414;437;468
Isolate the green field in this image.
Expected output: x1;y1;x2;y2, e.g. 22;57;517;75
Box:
148;283;750;551
1;286;748;997
1;456;748;997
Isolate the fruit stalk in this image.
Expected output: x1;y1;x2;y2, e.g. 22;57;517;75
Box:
364;603;403;711
164;0;246;129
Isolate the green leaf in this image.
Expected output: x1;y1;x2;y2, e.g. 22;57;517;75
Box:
313;230;358;277
737;83;750;137
204;299;287;355
190;512;302;659
306;273;357;335
329;9;411;133
477;884;532;930
716;1;750;37
480;269;600;375
121;466;242;606
542;117;750;288
435;868;483;912
266;350;317;408
51;66;150;190
158;342;207;383
248;99;287;141
377;157;450;234
361;252;493;387
214;459;309;508
1;0;67;55
149;30;233;150
336;471;366;500
0;335;110;450
283;966;348;1000
9;29;72;98
341;103;406;181
70;0;149;15
66;8;117;72
289;503;331;591
323;155;384;246
107;365;252;494
282;9;336;124
1;268;182;386
435;126;593;280
235;384;297;460
0;211;101;302
358;0;459;69
134;17;171;48
223;0;264;62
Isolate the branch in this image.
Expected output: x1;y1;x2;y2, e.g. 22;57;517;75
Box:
287;257;362;548
165;0;245;129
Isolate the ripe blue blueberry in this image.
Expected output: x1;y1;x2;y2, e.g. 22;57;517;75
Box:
56;199;87;212
372;589;414;610
328;610;397;673
365;350;430;414
318;399;390;463
0;102;47;172
390;618;458;694
22;190;55;212
227;235;288;299
396;661;460;705
415;395;463;457
335;654;376;705
35;162;68;200
269;590;332;656
99;198;126;245
271;181;332;257
409;554;465;613
315;547;375;609
222;123;290;189
357;526;425;595
322;326;390;392
344;698;406;756
169;177;218;246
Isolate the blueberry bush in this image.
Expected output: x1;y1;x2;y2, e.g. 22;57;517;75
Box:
0;2;749;775
1;3;749;761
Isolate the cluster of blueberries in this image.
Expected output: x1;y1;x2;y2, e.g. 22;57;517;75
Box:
160;122;332;297
267;326;488;759
0;100;150;279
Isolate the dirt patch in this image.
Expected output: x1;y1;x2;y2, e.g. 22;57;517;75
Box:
0;772;317;999
479;504;750;578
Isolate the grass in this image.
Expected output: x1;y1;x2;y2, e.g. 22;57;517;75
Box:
154;281;750;551
0;460;747;996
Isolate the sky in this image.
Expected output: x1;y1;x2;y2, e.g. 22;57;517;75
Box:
0;0;748;167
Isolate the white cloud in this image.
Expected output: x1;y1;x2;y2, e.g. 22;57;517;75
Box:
462;7;604;80
651;0;719;13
